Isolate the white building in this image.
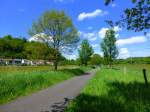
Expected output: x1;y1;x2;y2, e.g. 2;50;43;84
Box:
0;58;53;66
0;59;33;65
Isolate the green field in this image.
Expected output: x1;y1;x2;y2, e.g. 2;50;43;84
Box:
0;66;90;104
65;64;150;112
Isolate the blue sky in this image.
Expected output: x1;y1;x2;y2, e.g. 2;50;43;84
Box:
0;0;150;59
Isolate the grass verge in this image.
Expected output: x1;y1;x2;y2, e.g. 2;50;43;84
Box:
0;66;91;104
65;64;150;112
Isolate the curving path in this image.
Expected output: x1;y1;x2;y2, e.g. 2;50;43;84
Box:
0;70;96;112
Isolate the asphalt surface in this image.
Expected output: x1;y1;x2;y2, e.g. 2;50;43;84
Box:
0;70;96;112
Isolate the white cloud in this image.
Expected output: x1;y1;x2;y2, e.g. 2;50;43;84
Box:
28;33;53;42
78;9;108;21
147;32;150;38
114;26;122;32
79;31;98;41
118;48;130;59
115;34;120;38
130;50;150;57
111;3;117;7
116;36;147;46
64;54;77;59
92;44;99;48
120;48;128;54
98;27;109;39
88;26;93;30
94;51;103;57
98;26;121;38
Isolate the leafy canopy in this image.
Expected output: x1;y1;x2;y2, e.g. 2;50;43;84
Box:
29;10;79;70
0;35;26;58
78;39;94;65
104;0;150;33
101;29;118;66
29;10;79;50
24;42;50;60
90;54;103;65
0;35;54;60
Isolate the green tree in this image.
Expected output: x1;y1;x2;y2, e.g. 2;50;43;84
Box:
29;10;79;70
78;39;94;66
101;29;118;67
0;35;26;58
104;0;150;33
75;58;81;66
90;54;103;66
24;42;50;60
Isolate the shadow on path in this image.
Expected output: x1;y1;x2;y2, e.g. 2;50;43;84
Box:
41;98;72;112
51;98;72;112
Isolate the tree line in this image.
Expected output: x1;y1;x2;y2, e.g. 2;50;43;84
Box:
0;35;64;61
0;34;149;68
0;34;103;66
116;57;150;64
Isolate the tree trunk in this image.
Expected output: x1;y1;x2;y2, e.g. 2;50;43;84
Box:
53;49;59;71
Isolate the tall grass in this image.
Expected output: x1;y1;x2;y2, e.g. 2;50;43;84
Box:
0;66;91;104
65;64;150;112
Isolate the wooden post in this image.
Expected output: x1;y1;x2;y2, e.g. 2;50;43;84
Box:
143;69;148;87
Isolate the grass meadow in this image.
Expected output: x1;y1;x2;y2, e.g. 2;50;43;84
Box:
0;66;90;104
65;64;150;112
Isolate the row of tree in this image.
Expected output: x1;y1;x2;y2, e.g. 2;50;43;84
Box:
78;29;118;67
0;33;113;67
0;34;104;65
0;35;64;61
1;33;150;67
116;57;150;64
60;53;103;66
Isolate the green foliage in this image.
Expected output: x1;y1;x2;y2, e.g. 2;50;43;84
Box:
104;0;150;32
74;58;81;66
66;64;150;112
60;59;77;65
0;35;26;58
90;54;103;65
101;29;118;66
29;10;79;70
78;39;94;66
124;0;150;32
104;0;114;5
104;0;138;5
116;57;150;64
24;41;50;60
0;66;90;104
0;35;54;60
